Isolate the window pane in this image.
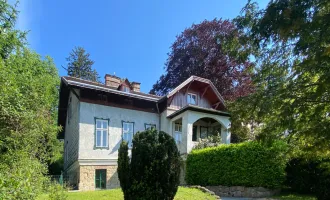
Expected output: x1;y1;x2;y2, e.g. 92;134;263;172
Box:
102;131;107;147
123;122;134;147
200;127;208;139
175;124;178;131
128;123;133;132
96;130;102;146
191;95;196;104
102;121;107;129
123;123;127;132
96;120;102;128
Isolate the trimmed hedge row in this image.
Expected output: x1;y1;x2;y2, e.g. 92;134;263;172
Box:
186;141;287;188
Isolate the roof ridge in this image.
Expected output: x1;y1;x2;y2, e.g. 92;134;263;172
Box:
62;76;163;99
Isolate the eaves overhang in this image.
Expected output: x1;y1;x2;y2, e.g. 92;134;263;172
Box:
167;104;231;119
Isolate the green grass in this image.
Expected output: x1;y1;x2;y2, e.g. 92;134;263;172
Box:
39;187;216;200
272;193;317;200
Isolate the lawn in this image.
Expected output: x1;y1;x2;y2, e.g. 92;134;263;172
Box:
39;187;216;200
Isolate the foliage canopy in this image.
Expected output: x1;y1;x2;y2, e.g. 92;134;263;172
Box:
150;19;254;101
0;1;61;199
231;0;330;152
64;46;100;82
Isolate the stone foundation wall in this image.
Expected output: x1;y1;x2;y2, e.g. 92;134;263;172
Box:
79;165;120;191
206;186;280;198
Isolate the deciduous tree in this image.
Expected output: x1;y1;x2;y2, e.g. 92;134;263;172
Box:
233;0;330;153
150;19;254;101
0;1;61;199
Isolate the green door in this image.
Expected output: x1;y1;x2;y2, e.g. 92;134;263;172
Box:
95;169;106;189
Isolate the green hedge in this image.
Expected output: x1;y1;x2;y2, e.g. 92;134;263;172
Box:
286;156;330;200
186;141;287;188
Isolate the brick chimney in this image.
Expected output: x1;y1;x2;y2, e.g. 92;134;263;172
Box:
105;74;121;88
131;82;141;92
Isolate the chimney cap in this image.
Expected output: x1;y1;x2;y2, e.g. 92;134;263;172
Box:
131;81;141;85
105;74;121;79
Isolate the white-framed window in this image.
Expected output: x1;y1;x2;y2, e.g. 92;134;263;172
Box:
123;86;130;93
187;93;197;105
123;122;134;148
145;124;156;130
174;123;182;144
95;119;109;148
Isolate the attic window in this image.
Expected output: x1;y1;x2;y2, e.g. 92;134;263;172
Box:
187;93;197;105
123;86;130;93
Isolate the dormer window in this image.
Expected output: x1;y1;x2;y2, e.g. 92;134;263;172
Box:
123;86;130;93
187;93;197;105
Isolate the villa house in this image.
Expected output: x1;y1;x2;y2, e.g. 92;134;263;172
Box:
58;74;231;191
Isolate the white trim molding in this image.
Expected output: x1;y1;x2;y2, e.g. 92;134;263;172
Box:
78;159;118;166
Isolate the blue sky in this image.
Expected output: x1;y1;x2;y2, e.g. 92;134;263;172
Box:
16;0;268;93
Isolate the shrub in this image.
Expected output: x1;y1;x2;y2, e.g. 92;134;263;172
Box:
0;152;47;200
286;156;330;200
186;141;288;188
193;133;222;150
47;182;68;200
118;129;181;200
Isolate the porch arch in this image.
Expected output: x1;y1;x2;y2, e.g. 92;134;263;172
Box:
187;111;230;129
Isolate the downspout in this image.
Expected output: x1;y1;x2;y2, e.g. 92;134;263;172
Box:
156;102;161;131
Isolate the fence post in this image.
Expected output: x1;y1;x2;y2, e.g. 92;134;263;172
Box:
59;171;63;186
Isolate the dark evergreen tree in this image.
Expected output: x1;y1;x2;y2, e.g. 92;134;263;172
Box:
64;46;100;82
118;129;181;200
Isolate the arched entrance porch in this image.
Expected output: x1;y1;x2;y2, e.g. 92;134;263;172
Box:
169;110;231;154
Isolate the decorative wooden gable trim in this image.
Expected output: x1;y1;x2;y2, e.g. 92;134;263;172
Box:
166;76;226;109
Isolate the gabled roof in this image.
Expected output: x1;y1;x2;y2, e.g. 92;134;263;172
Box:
118;78;132;89
162;76;226;107
62;76;162;102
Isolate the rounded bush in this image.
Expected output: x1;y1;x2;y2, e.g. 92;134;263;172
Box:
118;129;181;200
186;141;288;188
